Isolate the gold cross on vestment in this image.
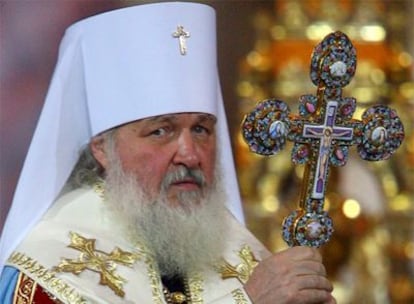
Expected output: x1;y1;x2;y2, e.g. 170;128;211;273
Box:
172;25;190;55
218;245;259;284
53;232;140;297
242;31;405;248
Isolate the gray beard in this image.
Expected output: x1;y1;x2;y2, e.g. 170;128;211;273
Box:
103;155;229;278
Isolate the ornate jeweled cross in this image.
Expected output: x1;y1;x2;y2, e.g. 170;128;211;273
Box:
172;25;190;55
241;31;405;247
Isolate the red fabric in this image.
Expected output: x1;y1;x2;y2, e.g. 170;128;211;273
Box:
13;272;62;304
32;284;62;304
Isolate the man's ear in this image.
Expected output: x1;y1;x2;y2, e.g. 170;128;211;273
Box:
90;135;109;169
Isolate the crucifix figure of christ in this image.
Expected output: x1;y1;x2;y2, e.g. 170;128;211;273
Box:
303;101;354;200
242;31;405;247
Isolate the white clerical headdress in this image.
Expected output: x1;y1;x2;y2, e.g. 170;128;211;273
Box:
0;2;244;274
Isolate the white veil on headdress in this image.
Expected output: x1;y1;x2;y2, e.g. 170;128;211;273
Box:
0;2;244;274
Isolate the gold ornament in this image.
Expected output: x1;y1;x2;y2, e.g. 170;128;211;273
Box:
218;245;259;284
53;232;140;297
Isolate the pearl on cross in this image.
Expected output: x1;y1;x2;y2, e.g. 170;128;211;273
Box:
329;61;347;77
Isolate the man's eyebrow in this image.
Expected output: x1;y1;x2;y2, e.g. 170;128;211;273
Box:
142;115;177;124
142;113;217;124
198;113;217;123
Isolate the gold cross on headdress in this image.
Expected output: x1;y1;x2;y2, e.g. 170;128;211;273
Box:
53;232;140;297
172;25;190;55
242;31;405;248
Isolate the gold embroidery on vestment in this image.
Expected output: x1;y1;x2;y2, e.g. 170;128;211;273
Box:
218;245;259;284
144;253;164;304
231;288;249;304
8;252;86;304
53;231;140;298
13;272;36;304
187;273;204;304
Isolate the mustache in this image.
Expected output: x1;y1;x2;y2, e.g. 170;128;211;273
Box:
161;166;206;190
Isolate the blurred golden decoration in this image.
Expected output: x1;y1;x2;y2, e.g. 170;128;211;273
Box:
235;0;414;303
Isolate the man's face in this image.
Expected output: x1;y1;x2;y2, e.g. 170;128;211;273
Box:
101;113;227;276
99;113;217;207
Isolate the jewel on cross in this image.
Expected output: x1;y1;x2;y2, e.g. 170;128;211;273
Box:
172;25;190;55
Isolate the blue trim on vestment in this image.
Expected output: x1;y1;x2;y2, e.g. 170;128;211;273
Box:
0;266;20;304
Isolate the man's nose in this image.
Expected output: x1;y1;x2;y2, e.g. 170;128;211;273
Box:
173;130;200;168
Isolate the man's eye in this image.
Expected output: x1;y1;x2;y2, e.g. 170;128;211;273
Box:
150;127;169;137
193;125;210;134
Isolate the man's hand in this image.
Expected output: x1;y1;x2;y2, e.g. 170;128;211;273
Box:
244;246;336;304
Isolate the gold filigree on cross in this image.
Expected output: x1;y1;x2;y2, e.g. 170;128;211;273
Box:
218;245;259;284
53;232;140;298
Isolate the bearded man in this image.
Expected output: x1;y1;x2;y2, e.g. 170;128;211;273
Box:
0;2;336;303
